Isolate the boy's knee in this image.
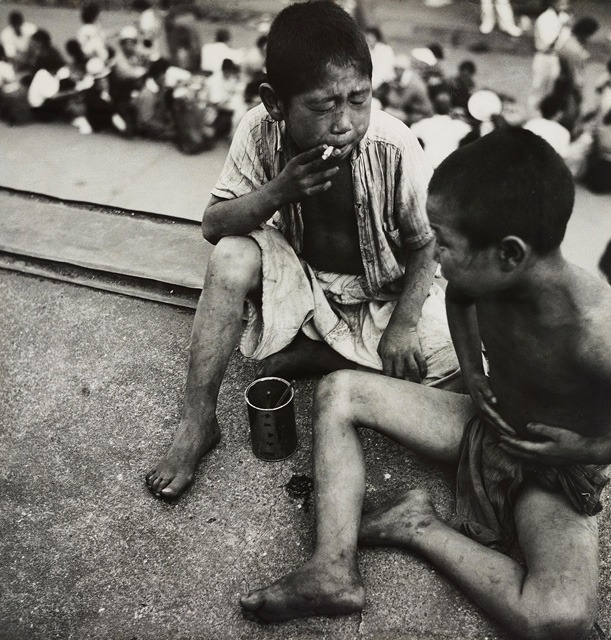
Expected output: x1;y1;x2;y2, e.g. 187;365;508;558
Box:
313;371;361;421
207;236;261;290
518;599;595;640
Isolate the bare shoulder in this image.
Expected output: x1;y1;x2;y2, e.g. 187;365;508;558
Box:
569;266;611;378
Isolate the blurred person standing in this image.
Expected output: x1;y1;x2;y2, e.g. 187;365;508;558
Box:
530;0;571;113
1;11;36;62
479;0;522;37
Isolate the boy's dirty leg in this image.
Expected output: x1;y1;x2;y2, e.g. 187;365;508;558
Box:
146;236;263;499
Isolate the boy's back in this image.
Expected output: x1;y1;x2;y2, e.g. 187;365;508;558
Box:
478;263;611;438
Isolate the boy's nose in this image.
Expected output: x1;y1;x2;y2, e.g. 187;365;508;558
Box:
331;108;352;135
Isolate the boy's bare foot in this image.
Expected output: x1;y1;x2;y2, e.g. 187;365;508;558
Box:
256;334;356;380
240;559;365;623
359;489;439;548
145;418;220;499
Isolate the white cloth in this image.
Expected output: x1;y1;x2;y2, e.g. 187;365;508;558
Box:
0;22;36;60
370;42;395;91
410;115;471;168
523;117;570;157
533;8;568;52
77;23;108;61
242;226;460;387
200;41;240;75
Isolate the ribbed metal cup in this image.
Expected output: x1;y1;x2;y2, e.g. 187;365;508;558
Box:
244;377;297;461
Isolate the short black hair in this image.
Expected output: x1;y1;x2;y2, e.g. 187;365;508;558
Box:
428;42;444;61
572;16;599;39
539;92;564;119
65;38;87;64
459;59;476;74
429;128;574;255
31;29;52;47
81;2;101;24
132;0;152;11
267;0;372;102
365;26;383;43
9;11;24;28
215;28;231;43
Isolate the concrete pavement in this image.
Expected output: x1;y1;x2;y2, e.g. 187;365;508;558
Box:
2;268;611;640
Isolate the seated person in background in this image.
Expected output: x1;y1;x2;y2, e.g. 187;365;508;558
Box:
1;11;37;63
583;109;611;194
201;28;240;78
413;43;448;103
410;91;471;168
600;240;611;284
594;58;611;119
364;26;395;93
240;129;611;640
145;0;460;500
162;0;202;72
133;58;175;140
524;92;594;178
524;92;571;156
242;34;267;84
376;53;433;126
133;0;162;62
21;29;92;134
110;25;148;132
77;2;109;62
448;59;477;112
555;16;599;129
207;58;246;138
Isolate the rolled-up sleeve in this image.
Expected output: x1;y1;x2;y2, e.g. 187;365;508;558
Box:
394;127;435;251
211;107;267;201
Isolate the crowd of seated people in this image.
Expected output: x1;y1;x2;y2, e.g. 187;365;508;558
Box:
0;1;608;186
0;2;266;154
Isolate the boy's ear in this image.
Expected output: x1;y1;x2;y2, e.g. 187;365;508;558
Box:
497;236;528;271
259;82;285;121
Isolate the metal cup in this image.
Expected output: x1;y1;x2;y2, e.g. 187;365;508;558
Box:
244;377;297;461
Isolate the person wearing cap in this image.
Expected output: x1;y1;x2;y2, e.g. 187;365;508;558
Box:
376;52;433;126
109;25;149;133
529;0;572;113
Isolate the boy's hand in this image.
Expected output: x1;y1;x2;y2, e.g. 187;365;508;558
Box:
276;145;340;202
378;325;427;382
499;422;606;466
466;372;516;437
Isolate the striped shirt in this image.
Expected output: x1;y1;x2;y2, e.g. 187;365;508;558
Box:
211;103;434;297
